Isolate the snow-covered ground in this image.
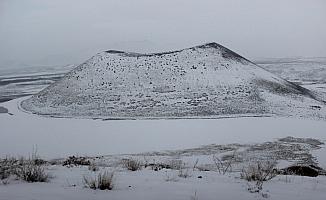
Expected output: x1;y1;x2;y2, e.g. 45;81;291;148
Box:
1;165;326;200
1;96;326;199
1;57;326;199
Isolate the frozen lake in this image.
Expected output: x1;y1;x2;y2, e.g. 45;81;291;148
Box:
1;97;325;162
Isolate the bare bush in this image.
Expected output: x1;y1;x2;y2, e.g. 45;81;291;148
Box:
212;153;234;174
143;156;149;168
0;157;19;180
176;162;192;178
17;159;49;182
241;160;277;192
123;158;142;171
192;159;199;171
83;171;114;190
1;154;49;183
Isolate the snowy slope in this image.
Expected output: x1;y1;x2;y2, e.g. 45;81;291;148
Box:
20;43;326;119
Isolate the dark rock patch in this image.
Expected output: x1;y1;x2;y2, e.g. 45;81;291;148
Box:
63;156;91;167
280;165;321;177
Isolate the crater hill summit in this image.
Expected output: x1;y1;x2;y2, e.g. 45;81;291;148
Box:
21;42;326;119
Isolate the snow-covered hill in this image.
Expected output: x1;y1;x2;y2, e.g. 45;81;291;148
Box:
21;42;326;119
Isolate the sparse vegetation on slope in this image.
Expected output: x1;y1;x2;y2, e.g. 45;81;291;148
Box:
20;43;326;120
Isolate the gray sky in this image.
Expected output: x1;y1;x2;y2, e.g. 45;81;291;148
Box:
1;0;326;69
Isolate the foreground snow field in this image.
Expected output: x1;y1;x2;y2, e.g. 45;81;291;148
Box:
1;165;326;200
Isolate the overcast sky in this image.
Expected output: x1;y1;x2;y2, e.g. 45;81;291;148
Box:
0;0;326;69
